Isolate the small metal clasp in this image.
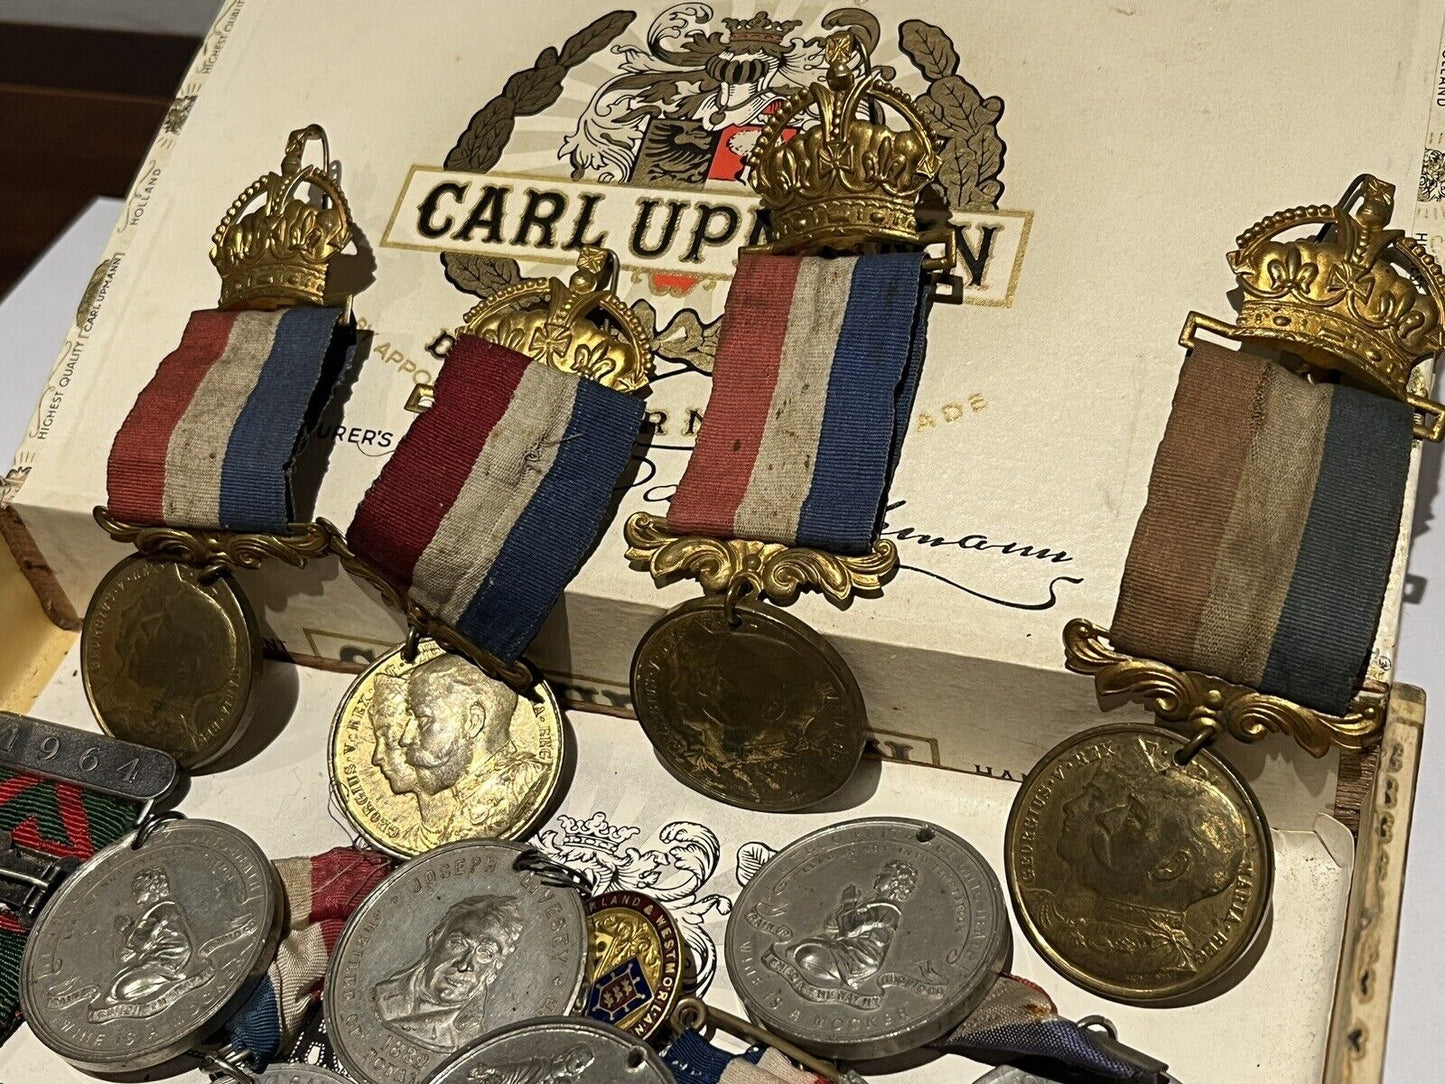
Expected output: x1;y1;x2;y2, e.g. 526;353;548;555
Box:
512;848;593;898
0;831;77;926
671;996;852;1084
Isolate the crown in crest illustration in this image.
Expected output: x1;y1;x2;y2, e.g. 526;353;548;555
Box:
746;31;942;253
210;125;352;309
1228;175;1445;400
557;812;639;854
722;12;800;47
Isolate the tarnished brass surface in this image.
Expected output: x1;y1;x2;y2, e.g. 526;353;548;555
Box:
1063;618;1384;757
211;125;352;310
329;637;563;858
1185;174;1445;440
1006;723;1273;1004
93;506;332;574
624;511;896;605
408;246;650;412
80;556;260;769
745;31;947;264
631;596;864;811
583;891;684;1040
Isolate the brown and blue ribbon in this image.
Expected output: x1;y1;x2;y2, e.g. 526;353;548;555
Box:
1110;341;1413;716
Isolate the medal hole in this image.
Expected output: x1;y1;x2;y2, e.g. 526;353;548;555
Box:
915;825;935;843
627;1049;646;1070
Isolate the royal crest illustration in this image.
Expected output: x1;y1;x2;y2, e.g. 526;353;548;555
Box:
535;811;732;992
430;4;1009;359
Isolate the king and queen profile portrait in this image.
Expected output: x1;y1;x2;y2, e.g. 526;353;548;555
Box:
368;653;549;849
1023;744;1254;983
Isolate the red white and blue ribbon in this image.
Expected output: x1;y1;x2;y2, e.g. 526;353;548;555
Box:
225;847;391;1067
348;336;646;664
667;252;930;555
107;306;350;533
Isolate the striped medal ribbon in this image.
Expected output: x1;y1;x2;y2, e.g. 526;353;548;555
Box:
106;305;353;535
223;847;392;1069
630;250;932;812
347;334;645;667
1110;340;1414;716
668;251;930;554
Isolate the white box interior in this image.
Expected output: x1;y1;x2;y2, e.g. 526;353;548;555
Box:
0;648;1353;1084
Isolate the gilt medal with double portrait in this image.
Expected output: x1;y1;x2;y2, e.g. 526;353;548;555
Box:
330;637;563;857
1005;723;1273;1004
325;840;588;1084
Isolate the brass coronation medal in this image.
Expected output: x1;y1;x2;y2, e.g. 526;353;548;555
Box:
330;246;652;850
624;33;947;810
330;637;563;857
83;555;261;769
1006;724;1273;1003
632;596;864;811
85;126;356;768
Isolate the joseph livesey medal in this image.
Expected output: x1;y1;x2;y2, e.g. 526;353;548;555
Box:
624;32;946;812
328;245;650;857
84;125;358;769
324;840;588;1084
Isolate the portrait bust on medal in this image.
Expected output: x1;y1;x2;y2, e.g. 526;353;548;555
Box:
331;640;564;856
1028;751;1249;978
369;655;545;846
372;894;523;1051
1008;727;1272;1001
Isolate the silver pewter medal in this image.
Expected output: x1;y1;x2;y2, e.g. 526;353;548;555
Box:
325;839;588;1084
726;817;1010;1061
424;1016;674;1084
20;818;282;1073
256;1067;352;1084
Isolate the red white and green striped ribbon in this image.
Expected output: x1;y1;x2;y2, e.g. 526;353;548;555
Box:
0;769;140;1043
